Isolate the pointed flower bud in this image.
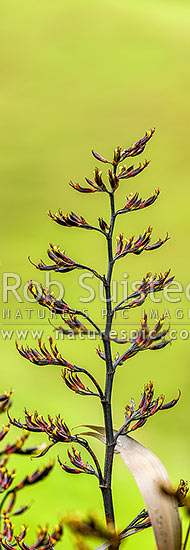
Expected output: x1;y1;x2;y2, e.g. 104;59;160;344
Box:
16;338;74;368
94;168;108;192
0;425;10;442
61;314;88;335
28;282;71;315
115;314;171;366
0;392;13;414
0;462;15;491
116;233;124;255
113;147;121;164
91;150;110;163
29;244;103;280
108;169;119;192
116;189;160;215
16;462;54;490
120;128;155;161
9;410;73;448
70;181;101;193
118;160;150;180
118;270;174;310
175;479;189;505
114;228;169;260
14;521;63;550
92;129;155;169
48;210;92;229
98;217;109;233
120;382;180;435
58;447;98;477
61;369;98;397
96;346;106;361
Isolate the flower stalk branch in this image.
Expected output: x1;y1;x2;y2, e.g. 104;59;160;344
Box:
12;129;187;550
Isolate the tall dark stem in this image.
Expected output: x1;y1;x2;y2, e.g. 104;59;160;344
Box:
101;169;117;529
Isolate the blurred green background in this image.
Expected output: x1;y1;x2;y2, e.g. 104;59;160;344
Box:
0;0;189;547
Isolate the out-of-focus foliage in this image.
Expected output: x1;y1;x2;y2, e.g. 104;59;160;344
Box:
0;391;63;549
